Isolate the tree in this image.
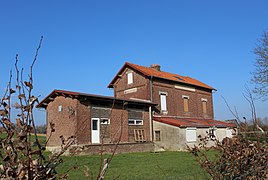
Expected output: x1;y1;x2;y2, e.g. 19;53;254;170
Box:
252;30;268;100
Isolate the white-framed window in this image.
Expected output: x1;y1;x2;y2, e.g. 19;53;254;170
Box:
160;92;167;111
128;119;143;125
100;118;110;125
127;72;133;84
58;105;63;112
186;127;197;142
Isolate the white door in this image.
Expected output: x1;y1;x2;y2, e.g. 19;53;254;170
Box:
91;118;100;143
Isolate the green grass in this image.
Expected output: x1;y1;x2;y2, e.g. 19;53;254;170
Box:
0;133;209;179
56;151;210;179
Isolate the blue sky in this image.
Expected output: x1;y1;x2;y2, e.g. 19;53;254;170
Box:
0;1;268;125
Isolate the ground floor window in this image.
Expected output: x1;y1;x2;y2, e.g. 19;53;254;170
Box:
100;118;110;124
128;119;143;125
186;127;196;142
154;130;161;141
208;127;216;140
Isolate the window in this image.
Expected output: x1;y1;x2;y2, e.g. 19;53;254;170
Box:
202;98;207;114
127;72;133;84
154;131;161;141
58;105;62;112
208;127;216;140
134;129;146;142
128;119;143;125
186;127;196;142
182;96;189;112
160;93;167;111
92;119;98;130
100;118;110;124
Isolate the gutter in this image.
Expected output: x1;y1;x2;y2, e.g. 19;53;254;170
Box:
149;76;153;142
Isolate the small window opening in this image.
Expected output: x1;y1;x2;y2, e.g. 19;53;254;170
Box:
202;101;207;114
100;118;110;124
92;120;98;130
154;131;161;141
58;105;62;112
127;72;133;84
183;96;189;112
128;119;143;125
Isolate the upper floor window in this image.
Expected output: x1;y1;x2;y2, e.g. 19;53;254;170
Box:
182;95;189;112
127;72;133;84
58;105;63;112
160;92;167;111
201;98;207;114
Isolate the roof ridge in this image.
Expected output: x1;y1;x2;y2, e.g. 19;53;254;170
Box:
108;62;215;90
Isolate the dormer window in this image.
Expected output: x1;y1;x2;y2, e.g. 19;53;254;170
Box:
127;71;133;84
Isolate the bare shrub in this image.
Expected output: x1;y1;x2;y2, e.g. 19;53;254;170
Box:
0;37;74;179
189;134;268;179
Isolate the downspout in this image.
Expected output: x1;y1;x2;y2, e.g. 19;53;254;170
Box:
149;76;154;142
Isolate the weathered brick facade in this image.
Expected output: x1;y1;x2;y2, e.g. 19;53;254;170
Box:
40;90;153;147
40;62;222;153
46;96;78;146
111;65;214;119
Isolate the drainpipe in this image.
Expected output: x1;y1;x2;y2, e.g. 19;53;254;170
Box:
149;76;154;142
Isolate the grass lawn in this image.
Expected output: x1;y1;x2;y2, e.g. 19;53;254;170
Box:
0;133;209;179
56;151;210;179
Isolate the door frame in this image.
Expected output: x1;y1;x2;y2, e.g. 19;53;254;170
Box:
91;118;100;144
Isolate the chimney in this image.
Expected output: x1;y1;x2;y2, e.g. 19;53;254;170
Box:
150;64;161;71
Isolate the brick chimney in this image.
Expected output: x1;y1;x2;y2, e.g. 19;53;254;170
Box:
150;64;161;71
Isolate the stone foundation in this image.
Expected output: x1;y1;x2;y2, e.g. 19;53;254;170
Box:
46;142;154;156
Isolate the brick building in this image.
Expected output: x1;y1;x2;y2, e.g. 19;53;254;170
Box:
108;62;236;151
37;90;156;153
37;62;236;153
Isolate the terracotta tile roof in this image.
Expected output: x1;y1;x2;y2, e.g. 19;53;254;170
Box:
153;116;237;128
108;62;215;90
37;89;157;108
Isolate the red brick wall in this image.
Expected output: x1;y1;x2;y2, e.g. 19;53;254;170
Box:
109;108;129;143
46;96;78;146
46;96;153;147
76;102;91;144
128;110;150;142
152;79;214;118
112;67;214;119
113;67;150;100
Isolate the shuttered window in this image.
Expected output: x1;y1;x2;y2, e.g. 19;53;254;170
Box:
183;96;189;112
202;98;207;114
186;128;196;142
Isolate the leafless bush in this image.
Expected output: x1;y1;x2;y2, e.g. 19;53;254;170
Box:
0;37;74;179
190;87;268;179
189;134;268;179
